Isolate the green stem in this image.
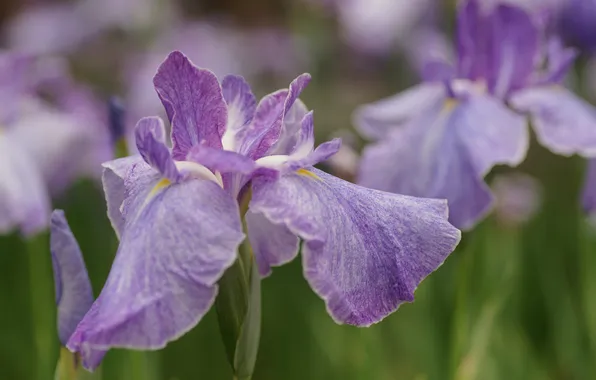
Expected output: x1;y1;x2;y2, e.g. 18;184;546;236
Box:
121;351;159;380
26;232;56;380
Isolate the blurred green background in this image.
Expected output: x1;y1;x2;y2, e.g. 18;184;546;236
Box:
1;0;596;379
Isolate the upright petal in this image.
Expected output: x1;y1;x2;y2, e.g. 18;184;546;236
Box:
135;116;179;181
186;145;256;175
221;75;257;151
153;51;227;159
0;135;50;236
358;92;528;230
68;179;244;352
456;0;540;97
510;86;596;156
101;155;149;238
250;168;460;326
239;74;311;160
50;210;106;368
354;83;447;141
582;159;596;214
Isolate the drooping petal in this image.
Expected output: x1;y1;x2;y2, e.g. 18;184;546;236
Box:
582;159;596;214
67;179;244;353
0;134;50;236
249;168;460;326
50;210;106;368
354;83;447;141
135;116;179;181
245;210;299;277
101;155;149;238
358;91;528;230
510;85;596;156
153;51;227;159
221;75;257;151
239;74;311;159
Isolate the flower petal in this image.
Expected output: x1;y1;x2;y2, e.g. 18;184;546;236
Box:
135;116;179;181
101;155;149;238
456;0;540;97
67;179;244;353
358;92;527;229
245;210;299;277
153;51;227;159
249;168;460;326
239;74;310;159
50;210;106;368
221;75;257;151
510;85;596;156
186;145;256;175
0;134;50;236
354;83;447;141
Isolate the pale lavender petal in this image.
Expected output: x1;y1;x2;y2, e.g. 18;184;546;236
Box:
492;172;542;226
510;86;596;156
534;37;578;85
582;159;596;214
268;99;309;156
288;139;342;171
354;83;446;141
153;51;227;159
245;210;299;277
0;135;50;236
358;92;527;230
239;74;311;159
135;116;179;182
250;168;460;326
49;212;93;339
68;179;244;353
101;155;148;238
221;75;257;151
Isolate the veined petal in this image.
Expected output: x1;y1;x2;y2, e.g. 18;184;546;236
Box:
50;210;106;368
358;93;527;230
135;116;179;182
582;159;596;214
0;134;49;236
221;75;257;151
250;168;460;326
153;51;227;159
510;85;596;156
67;179;244;353
354;83;447;141
245;210;299;277
101;155;149;238
239;74;311;159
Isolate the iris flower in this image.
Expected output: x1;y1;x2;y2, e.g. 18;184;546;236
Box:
67;51;460;368
50;210;105;369
355;0;596;229
0;54;110;236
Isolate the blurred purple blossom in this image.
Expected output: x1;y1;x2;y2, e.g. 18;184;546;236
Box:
0;54;111;236
307;0;437;55
67;52;460;366
355;0;596;230
492;173;542;227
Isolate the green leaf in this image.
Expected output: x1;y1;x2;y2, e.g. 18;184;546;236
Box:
215;244;261;380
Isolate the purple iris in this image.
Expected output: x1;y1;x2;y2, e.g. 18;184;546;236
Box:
355;0;596;230
67;51;460;368
50;210;105;369
0;54;111;236
559;0;596;52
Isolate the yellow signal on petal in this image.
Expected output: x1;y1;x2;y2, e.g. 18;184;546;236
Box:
148;178;172;198
296;168;321;181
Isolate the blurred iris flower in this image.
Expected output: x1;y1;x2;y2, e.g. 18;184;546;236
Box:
0;54;111;236
50;210;105;370
355;0;596;230
67;51;460;368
